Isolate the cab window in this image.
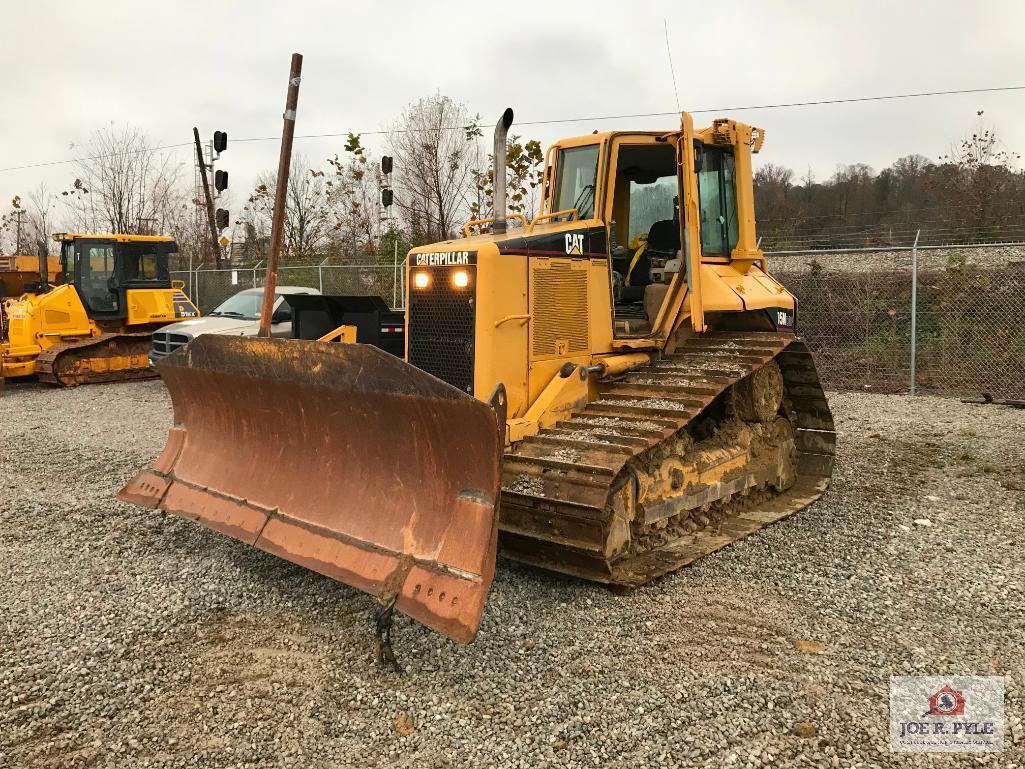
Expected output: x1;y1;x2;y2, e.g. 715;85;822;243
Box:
120;242;169;283
553;145;600;219
61;241;76;284
696;146;739;257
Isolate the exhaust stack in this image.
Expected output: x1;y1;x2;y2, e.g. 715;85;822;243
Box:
37;250;50;293
492;108;514;235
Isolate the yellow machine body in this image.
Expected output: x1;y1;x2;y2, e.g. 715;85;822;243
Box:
1;233;198;384
121;114;834;647
407;115;795;440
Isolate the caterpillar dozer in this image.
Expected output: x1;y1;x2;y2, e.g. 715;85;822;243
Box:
120;111;834;649
1;233;199;386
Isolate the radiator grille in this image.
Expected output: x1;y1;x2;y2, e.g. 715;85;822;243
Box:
150;331;191;360
531;261;589;358
407;268;476;393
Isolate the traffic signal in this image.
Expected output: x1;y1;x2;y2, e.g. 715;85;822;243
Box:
215;170;229;192
381;155;393;175
215;208;229;230
213;131;228;153
381;188;393;208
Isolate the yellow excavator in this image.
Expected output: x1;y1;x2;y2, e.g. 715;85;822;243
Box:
121;111;834;651
1;233;199;386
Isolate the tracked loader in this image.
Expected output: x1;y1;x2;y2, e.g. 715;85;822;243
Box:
1;233;198;385
121;110;834;649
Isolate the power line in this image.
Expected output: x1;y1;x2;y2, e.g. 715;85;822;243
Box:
230;84;1025;141
0;142;194;173
2;84;1023;174
514;85;1025;126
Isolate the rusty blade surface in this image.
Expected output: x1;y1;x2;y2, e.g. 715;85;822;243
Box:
118;335;502;643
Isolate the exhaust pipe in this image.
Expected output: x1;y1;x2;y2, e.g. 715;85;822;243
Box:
492;108;514;235
37;249;49;293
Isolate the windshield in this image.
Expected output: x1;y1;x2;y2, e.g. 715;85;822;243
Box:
211;291;278;320
554;145;600;219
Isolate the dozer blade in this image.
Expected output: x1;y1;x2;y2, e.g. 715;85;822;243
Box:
119;335;504;644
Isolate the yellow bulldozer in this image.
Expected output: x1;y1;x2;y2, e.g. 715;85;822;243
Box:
121;111;834;654
0;233;199;386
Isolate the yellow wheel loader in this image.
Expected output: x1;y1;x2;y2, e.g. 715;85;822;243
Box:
1;233;199;386
121;111;834;649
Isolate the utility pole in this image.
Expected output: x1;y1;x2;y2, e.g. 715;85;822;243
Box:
193;127;223;268
13;210;25;254
258;52;303;338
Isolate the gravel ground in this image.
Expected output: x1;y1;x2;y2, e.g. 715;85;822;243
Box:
1;381;1023;768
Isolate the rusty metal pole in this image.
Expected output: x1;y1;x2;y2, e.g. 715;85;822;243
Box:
193;127;222;267
258;52;303;338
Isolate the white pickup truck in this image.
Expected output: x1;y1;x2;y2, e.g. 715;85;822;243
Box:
149;286;319;364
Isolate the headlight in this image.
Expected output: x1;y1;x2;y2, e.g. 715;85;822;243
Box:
452;270;469;288
413;272;430;289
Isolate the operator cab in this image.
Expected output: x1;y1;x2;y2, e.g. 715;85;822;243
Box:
57;234;176;319
546;130;745;337
606;142;679;333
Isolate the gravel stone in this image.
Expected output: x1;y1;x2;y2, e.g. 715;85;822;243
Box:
599;397;690;411
574;416;665;432
2;381;1023;768
504;473;544;495
545;447;581;463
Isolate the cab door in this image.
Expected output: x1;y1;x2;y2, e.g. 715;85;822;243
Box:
75;239;122;318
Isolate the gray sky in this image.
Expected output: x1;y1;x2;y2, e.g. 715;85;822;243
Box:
2;0;1023;218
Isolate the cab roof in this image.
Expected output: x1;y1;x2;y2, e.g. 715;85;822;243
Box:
52;233;176;243
551;130;671;149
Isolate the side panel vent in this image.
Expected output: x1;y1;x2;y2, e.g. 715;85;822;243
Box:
531;260;590;359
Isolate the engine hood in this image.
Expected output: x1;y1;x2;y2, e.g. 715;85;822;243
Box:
409;218;609;262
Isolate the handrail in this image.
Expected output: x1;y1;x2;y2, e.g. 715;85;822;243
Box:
463;213;528;238
529;208;580;232
494;313;531;328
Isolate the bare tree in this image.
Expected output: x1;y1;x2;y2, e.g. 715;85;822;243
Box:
389;95;482;244
242;155;333;262
938;116;1023;232
62;124;188;236
326;134;385;262
0;197;24;254
0;186;56;256
26;184;57;256
469;135;545;226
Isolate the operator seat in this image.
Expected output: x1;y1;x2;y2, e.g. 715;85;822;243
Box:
645;219;681;259
621;219;681;302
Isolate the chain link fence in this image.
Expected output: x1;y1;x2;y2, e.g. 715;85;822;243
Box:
171;262;406;315
171;238;1025;400
768;242;1025;399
